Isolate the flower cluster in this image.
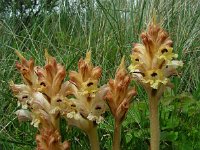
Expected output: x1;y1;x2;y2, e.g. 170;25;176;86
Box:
10;50;109;149
67;51;108;132
10;16;183;150
128;17;183;150
129;20;183;96
10;50;72;150
105;57;136;123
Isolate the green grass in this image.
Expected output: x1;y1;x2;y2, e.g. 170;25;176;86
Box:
0;0;200;149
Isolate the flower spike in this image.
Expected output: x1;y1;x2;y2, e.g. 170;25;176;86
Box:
105;57;136;122
105;57;136;150
129;19;183;95
68;51;107;124
66;51;107;150
11;50;71;150
129;15;183;150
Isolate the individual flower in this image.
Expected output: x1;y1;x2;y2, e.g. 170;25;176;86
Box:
142;69;168;90
15;50;39;89
10;81;32;108
15;109;32;122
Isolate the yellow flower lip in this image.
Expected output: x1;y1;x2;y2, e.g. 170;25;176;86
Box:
142;69;168;89
158;47;178;61
79;80;99;95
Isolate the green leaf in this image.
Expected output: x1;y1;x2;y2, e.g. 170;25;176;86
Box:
161;131;178;141
125;132;133;143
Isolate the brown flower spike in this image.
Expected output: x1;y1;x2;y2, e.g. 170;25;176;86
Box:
105;57;136;150
10;50;71;150
105;57;136;122
36;128;70;150
129;17;183;98
129;16;183;150
68;51;107;124
66;51;108;150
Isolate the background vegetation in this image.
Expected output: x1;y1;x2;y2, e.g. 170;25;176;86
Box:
0;0;200;149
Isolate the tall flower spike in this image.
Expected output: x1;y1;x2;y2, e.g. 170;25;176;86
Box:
129;17;183;96
105;57;137;122
10;50;71;150
66;51;108;150
68;51;107;123
129;16;183;150
104;57;137;150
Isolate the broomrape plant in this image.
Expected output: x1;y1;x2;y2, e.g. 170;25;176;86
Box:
129;16;183;150
10;15;183;150
104;57;136;150
10;50;70;150
66;51;108;150
10;50;109;150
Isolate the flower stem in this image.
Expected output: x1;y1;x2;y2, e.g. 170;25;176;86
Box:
87;126;100;150
149;96;160;150
51;116;60;131
112;120;121;150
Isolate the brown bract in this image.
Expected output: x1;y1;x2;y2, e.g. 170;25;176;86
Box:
105;57;137;123
36;50;67;99
140;22;173;60
69;51;102;95
36;128;70;150
15;50;38;89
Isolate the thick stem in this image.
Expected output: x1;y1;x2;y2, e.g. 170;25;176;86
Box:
87;126;100;150
51;116;60;131
112;120;121;150
149;96;160;150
